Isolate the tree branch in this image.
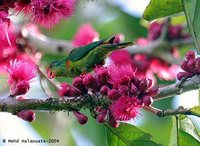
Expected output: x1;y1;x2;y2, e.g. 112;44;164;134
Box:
154;75;200;100
0;95;110;115
22;27;73;55
143;106;199;118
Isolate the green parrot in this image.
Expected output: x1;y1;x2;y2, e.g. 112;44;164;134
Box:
46;35;133;78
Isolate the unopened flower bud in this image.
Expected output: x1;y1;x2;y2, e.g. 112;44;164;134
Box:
108;114;119;128
185;50;195;61
188;59;198;73
168;25;182;39
130;83;139;96
95;68;108;85
10;80;30;96
58;83;81;97
82;73;99;91
72;77;87;93
139;78;148;93
100;86;110;95
132;77;140;88
195;57;200;72
181;61;191;72
148;22;163;40
97;109;108;123
73;112;88;125
108;89;121;101
120;75;130;85
177;72;193;80
16;110;35;122
118;85;129;96
142;96;153;106
146;87;159;96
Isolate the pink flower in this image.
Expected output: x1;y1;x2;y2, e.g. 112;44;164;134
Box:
108;64;135;87
7;59;37;95
72;24;99;47
15;0;32;15
109;96;141;121
0;11;10;26
150;59;178;80
109;50;132;65
31;0;76;28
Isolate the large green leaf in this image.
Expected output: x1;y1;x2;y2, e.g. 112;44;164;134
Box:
179;130;200;146
179;115;200;141
190;105;200;117
182;0;200;52
106;123;161;146
170;115;200;146
143;0;183;21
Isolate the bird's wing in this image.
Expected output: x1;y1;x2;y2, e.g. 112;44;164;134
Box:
67;38;106;62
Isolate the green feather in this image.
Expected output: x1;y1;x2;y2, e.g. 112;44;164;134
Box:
67;38;106;62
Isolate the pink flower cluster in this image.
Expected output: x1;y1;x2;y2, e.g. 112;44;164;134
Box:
58;65;158;127
177;51;200;80
0;0;76;28
110;21;188;82
148;22;188;41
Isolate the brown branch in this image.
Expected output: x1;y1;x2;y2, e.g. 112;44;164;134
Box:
154;75;200;100
0;95;110;115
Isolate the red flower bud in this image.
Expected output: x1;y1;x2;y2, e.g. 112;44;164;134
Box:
177;72;193;80
73;112;88;125
195;57;200;73
72;77;87;93
139;78;148;93
148;22;163;40
118;85;129;96
16;110;35;122
142;96;153;106
58;83;81;97
188;59;198;73
100;86;110;95
10;80;30;96
185;50;195;61
181;61;191;72
120;75;130;85
108;89;121;101
108;114;119;128
146;87;159;96
96;109;108;123
168;25;182;39
82;73;99;91
130;83;139;96
95;68;108;85
132;77;140;88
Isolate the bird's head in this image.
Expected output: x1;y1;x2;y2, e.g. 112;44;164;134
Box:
46;60;66;78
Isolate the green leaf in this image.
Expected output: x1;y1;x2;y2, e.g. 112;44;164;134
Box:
143;0;183;21
182;0;200;52
169;117;177;146
106;123;161;146
179;130;200;146
190;105;200;117
179;115;200;141
170;116;200;146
